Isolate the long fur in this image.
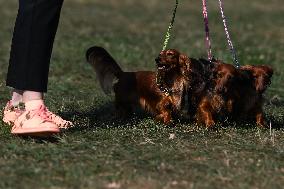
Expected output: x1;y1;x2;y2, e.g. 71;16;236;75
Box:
234;65;274;127
195;61;273;128
86;46;189;124
195;62;243;128
86;46;123;94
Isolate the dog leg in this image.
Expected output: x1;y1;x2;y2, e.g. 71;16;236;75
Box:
256;111;267;128
155;111;173;125
252;102;267;128
155;98;173;125
197;99;215;128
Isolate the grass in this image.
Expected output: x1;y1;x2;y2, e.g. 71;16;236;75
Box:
0;0;284;188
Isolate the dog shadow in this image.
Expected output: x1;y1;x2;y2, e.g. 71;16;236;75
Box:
57;100;284;132
58;102;150;132
173;111;284;130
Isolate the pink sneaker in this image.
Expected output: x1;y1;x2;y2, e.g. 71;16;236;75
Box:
3;101;24;126
45;109;74;129
2;100;73;129
12;100;60;136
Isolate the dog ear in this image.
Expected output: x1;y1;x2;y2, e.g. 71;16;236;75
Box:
179;54;190;69
179;54;191;77
262;65;274;78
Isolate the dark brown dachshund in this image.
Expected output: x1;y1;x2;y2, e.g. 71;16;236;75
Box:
196;62;245;128
196;61;273;128
234;65;274;126
86;46;190;124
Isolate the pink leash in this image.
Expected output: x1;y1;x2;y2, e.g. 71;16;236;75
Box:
202;0;240;68
218;0;240;68
202;0;213;61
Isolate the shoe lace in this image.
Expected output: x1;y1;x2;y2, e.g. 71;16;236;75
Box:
31;105;52;121
45;108;73;128
30;105;72;128
45;109;64;122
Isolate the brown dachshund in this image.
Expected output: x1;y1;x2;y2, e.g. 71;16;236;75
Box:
196;61;273;128
183;58;214;119
234;65;274;127
195;62;242;128
86;46;190;124
156;53;215;120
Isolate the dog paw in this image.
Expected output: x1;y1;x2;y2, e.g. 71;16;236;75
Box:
205;120;216;129
155;114;174;125
256;121;268;129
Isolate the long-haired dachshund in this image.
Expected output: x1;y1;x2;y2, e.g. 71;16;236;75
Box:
196;61;273;128
234;64;273;126
185;58;214;118
195;61;242;128
86;46;190;124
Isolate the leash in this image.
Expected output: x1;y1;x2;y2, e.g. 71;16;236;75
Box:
157;0;240;97
156;0;179;96
162;0;179;51
218;0;240;68
202;0;240;68
202;0;213;61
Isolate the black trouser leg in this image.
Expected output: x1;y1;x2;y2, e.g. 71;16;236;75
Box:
6;0;64;92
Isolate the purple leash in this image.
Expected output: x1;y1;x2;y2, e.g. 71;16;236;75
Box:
218;0;240;68
202;0;213;61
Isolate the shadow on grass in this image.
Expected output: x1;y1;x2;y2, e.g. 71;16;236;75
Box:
20;135;60;143
58;102;150;132
57;101;284;132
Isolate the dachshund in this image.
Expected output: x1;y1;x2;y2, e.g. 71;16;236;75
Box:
195;61;245;128
86;46;190;124
196;61;273;128
234;64;274;127
155;53;217;121
184;58;214;119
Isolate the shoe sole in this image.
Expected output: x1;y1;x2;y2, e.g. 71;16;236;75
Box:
4;119;71;130
11;128;60;136
4;117;72;129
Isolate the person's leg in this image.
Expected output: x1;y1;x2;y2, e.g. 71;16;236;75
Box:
11;89;23;106
3;0;72;135
7;0;64;92
22;91;43;102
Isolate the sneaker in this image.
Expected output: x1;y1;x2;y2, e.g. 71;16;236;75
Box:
45;109;74;129
3;101;25;126
12;100;60;136
3;100;73;129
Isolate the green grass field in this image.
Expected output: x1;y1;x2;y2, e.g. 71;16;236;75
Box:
0;0;284;188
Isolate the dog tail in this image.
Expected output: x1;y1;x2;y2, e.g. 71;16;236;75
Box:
86;46;123;95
